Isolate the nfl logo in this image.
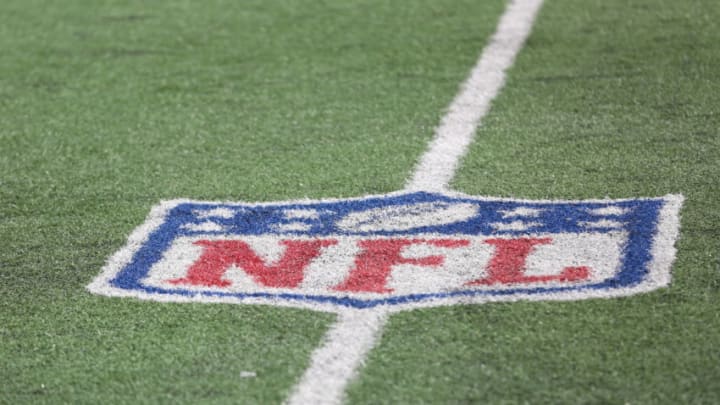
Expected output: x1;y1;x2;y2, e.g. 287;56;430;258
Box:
88;191;682;312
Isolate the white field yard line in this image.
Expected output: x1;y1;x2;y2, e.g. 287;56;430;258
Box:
285;0;546;404
406;0;545;192
286;309;390;405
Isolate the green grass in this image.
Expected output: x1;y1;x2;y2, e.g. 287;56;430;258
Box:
0;0;508;403
348;0;720;403
2;0;719;403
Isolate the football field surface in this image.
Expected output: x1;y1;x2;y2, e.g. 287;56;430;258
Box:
2;0;719;403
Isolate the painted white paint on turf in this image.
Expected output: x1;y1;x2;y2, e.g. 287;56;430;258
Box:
406;0;545;192
336;201;479;232
287;1;545;403
286;310;389;405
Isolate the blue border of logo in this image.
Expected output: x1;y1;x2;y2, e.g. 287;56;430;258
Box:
109;192;663;309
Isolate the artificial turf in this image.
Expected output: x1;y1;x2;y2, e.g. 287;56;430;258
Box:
0;0;508;403
347;0;720;403
1;0;718;403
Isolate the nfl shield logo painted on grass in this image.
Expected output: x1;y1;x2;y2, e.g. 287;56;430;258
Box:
88;191;683;312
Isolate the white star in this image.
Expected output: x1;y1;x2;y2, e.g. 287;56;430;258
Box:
283;209;321;220
490;221;542;231
193;207;236;219
499;207;543;218
587;206;629;216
